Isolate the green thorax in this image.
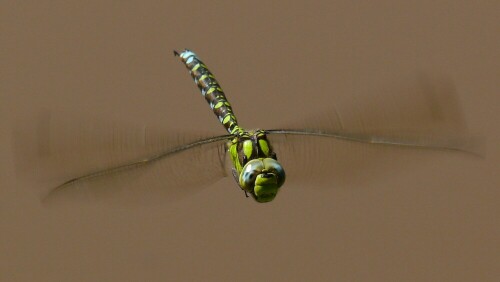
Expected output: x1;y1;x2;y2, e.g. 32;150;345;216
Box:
228;129;276;177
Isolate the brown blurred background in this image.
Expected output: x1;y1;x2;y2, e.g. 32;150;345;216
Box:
1;1;498;281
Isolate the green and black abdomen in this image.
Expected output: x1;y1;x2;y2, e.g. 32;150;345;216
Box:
174;49;242;135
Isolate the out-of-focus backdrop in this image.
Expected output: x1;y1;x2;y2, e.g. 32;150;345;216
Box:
1;1;498;281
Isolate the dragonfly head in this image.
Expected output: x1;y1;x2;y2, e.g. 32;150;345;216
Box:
239;158;286;203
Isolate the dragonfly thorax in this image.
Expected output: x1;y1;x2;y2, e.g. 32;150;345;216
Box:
228;130;274;167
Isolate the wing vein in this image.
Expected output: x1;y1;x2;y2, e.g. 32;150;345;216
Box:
47;134;233;197
266;129;479;156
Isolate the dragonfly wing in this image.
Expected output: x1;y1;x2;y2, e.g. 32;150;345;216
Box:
265;75;482;188
266;131;480;191
12;110;232;205
266;130;480;155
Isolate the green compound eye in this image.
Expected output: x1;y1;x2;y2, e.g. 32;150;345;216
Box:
239;160;264;190
239;158;286;192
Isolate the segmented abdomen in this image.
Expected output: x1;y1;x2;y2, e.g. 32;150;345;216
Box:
175;49;243;135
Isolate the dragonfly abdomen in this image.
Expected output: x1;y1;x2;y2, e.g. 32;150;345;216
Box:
175;49;243;135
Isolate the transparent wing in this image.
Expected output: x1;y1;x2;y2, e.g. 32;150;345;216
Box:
266;75;482;188
12;110;232;205
266;130;478;154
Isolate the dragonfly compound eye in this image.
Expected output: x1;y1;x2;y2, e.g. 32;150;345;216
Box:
239;159;264;190
239;158;286;203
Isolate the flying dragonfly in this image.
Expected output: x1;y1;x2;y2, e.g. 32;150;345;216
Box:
35;49;478;204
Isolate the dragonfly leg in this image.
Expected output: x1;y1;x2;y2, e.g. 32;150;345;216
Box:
271;152;277;160
231;168;239;184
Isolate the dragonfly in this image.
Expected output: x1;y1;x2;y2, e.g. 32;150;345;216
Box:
38;49;477;204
